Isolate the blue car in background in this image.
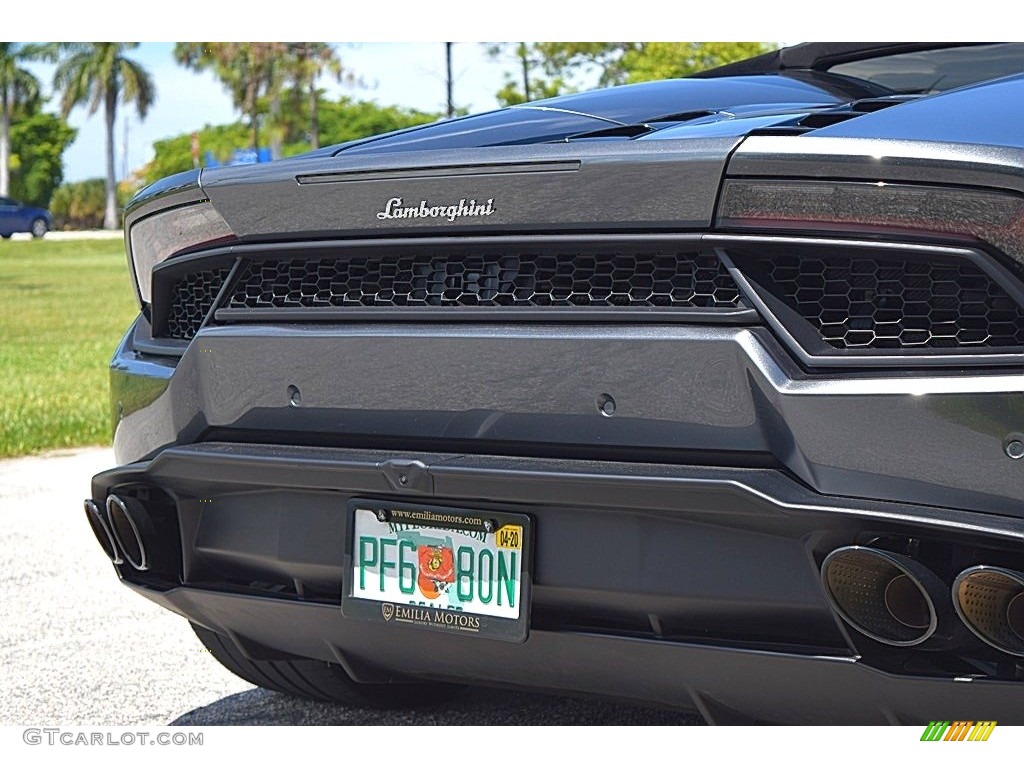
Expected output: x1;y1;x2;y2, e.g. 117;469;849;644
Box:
0;196;51;238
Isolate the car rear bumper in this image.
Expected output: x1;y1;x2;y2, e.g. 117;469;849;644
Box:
92;442;1024;725
110;316;1024;518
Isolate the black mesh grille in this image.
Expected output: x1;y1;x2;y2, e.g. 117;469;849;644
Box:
737;252;1024;351
225;251;743;310
166;268;230;340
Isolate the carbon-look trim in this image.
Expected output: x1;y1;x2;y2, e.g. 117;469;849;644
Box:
214;306;758;324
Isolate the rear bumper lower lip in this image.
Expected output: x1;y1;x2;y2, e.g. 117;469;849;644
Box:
134;581;1024;725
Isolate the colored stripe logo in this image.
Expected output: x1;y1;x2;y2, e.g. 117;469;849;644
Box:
920;721;996;741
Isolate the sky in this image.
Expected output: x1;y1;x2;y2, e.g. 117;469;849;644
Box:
26;43;517;182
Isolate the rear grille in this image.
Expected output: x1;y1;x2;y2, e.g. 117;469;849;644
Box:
732;251;1024;351
155;242;751;341
165;268;230;340
225;250;743;310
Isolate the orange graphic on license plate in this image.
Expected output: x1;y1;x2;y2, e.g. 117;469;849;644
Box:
417;545;455;599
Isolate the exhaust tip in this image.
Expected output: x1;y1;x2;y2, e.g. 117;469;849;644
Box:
84;499;122;565
822;546;939;646
953;566;1024;656
105;495;150;571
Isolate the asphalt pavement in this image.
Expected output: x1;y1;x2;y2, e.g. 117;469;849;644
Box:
0;447;703;726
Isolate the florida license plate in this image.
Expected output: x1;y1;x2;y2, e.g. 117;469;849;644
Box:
341;501;531;642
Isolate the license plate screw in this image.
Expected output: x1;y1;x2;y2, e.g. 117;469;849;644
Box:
376;509;389;522
483;519;495;533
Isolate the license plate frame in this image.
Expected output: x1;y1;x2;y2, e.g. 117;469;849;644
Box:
341;499;532;643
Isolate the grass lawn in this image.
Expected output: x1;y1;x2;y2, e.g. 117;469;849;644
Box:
0;238;138;457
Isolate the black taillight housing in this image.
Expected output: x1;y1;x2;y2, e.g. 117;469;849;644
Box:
716;179;1024;268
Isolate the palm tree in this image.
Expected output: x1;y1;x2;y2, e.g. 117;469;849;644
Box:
175;43;280;154
177;43;351;156
286;43;345;150
0;43;45;197
54;43;155;230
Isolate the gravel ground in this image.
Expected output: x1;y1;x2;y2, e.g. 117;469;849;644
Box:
0;447;703;726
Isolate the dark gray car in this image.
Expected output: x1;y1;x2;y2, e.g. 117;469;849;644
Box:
87;43;1024;724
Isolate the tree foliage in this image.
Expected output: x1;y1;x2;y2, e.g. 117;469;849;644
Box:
0;43;50;196
8;112;76;208
175;42;282;152
145;123;252;185
143;96;439;186
486;43;568;106
304;97;438;150
284;43;348;150
488;42;774;104
612;42;774;83
174;43;354;155
49;178;107;229
50;177;135;230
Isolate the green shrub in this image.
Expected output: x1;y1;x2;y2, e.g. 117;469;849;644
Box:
49;179;134;230
9;113;77;209
49;179;106;230
144;123;253;186
142;97;440;187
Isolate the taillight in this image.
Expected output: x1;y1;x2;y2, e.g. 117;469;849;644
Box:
127;201;235;304
716;179;1024;267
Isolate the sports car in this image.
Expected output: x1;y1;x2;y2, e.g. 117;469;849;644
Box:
87;42;1024;724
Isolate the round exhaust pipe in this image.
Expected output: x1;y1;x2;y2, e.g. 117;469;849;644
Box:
821;546;947;646
105;495;154;571
84;499;122;565
953;566;1024;656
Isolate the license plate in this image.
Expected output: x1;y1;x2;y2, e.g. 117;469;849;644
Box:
341;500;531;642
